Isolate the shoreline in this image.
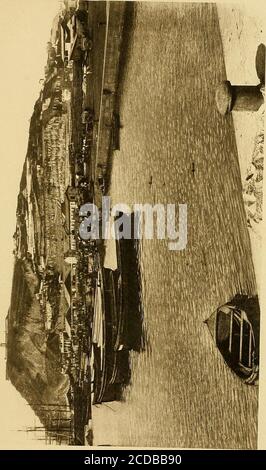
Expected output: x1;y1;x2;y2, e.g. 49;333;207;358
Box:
217;4;265;295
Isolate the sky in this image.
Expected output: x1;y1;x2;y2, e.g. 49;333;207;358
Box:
0;0;62;448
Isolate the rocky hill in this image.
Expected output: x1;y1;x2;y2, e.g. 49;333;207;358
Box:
7;258;70;429
6;5;74;434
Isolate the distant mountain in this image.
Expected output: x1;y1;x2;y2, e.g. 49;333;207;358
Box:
6;6;74;432
6;259;70;428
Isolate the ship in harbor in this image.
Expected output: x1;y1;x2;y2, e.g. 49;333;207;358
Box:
91;223;143;405
91;266;130;405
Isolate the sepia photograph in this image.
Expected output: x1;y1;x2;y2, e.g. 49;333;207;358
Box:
0;0;265;451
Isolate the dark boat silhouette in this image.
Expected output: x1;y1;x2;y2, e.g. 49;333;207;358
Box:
113;212;144;353
205;295;260;385
91;212;144;404
91;267;130;405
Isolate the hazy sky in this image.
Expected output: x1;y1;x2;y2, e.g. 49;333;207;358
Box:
0;0;61;448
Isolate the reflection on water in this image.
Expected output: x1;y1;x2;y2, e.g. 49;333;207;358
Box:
103;214;145;351
93;2;259;449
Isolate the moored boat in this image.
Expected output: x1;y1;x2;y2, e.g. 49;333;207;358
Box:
205;295;260;385
91;268;130;404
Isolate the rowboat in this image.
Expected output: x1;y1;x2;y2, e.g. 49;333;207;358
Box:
205;295;259;385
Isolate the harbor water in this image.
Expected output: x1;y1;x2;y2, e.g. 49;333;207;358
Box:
93;2;258;449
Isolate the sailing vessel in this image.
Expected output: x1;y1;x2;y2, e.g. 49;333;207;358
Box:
91;268;130;404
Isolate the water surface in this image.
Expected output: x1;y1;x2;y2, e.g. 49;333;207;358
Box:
94;2;258;449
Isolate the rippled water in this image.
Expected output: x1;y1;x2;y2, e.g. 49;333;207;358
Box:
93;2;258;449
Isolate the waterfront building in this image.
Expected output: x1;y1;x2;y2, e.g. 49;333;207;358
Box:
63;186;78;252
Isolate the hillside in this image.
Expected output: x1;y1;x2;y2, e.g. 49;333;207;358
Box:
6;5;74;436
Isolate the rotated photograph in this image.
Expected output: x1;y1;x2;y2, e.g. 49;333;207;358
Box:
0;0;264;449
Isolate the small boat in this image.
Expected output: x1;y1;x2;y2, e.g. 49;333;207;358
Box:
111;113;120;151
205;295;259;385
